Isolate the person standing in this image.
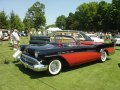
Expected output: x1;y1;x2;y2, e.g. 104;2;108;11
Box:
12;29;20;50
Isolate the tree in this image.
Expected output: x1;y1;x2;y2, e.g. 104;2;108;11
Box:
23;17;30;30
112;0;120;32
9;11;24;31
55;15;66;29
25;1;46;31
93;1;109;32
76;2;98;31
112;0;120;10
0;11;9;29
76;3;89;30
55;1;120;32
69;21;79;30
66;12;75;30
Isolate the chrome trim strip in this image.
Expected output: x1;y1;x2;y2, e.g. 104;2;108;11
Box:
22;54;39;63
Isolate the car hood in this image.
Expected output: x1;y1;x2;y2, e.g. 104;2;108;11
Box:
27;44;57;51
24;44;59;56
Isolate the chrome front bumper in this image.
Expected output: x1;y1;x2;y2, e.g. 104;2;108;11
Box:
17;54;48;71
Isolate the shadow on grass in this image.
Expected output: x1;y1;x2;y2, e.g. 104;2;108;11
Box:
115;49;120;51
8;45;13;47
13;58;112;79
14;63;50;79
106;58;111;61
118;63;120;68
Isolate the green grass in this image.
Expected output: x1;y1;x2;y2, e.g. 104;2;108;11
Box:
0;37;120;90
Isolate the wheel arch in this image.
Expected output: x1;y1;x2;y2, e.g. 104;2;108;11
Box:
45;55;70;67
99;48;108;55
104;49;109;55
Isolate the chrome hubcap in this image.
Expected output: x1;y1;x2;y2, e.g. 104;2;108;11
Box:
49;60;61;75
100;50;107;61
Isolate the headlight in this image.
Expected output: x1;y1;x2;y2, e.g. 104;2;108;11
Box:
35;51;39;58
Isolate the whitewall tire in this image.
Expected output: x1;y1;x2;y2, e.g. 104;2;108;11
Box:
100;49;107;62
47;59;62;75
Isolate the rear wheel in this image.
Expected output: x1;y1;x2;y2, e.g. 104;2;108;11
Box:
47;59;62;75
100;49;107;62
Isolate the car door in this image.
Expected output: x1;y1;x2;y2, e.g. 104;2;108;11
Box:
60;47;101;66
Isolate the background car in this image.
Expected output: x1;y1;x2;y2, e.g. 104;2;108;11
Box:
86;33;104;43
0;29;10;41
113;35;120;45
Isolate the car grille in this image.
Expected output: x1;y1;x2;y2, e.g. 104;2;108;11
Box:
21;54;38;66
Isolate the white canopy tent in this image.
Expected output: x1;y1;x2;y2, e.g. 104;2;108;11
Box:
47;27;61;33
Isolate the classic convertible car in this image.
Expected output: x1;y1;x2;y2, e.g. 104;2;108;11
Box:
14;35;115;75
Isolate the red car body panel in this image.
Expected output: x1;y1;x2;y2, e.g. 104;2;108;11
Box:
60;51;101;66
105;47;115;54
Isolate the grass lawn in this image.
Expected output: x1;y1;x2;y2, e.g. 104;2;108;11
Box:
0;37;120;90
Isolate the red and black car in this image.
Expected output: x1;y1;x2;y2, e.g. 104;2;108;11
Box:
15;35;114;75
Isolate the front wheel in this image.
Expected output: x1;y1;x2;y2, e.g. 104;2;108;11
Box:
47;59;62;75
100;49;107;62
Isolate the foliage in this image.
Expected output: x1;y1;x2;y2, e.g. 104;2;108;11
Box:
76;2;98;31
112;0;120;32
25;1;46;31
9;11;24;31
56;0;120;32
55;15;66;29
94;1;109;32
66;12;75;30
23;17;31;30
0;11;9;29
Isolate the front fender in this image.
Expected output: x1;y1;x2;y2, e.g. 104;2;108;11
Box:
20;44;28;51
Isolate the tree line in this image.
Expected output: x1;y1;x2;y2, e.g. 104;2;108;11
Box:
0;1;45;31
55;0;120;33
0;0;120;33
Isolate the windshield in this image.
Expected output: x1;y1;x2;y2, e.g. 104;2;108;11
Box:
79;31;93;41
54;35;77;47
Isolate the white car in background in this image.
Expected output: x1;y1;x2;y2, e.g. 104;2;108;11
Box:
86;34;104;43
114;35;120;45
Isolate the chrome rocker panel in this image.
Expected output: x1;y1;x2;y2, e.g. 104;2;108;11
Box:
17;54;48;71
